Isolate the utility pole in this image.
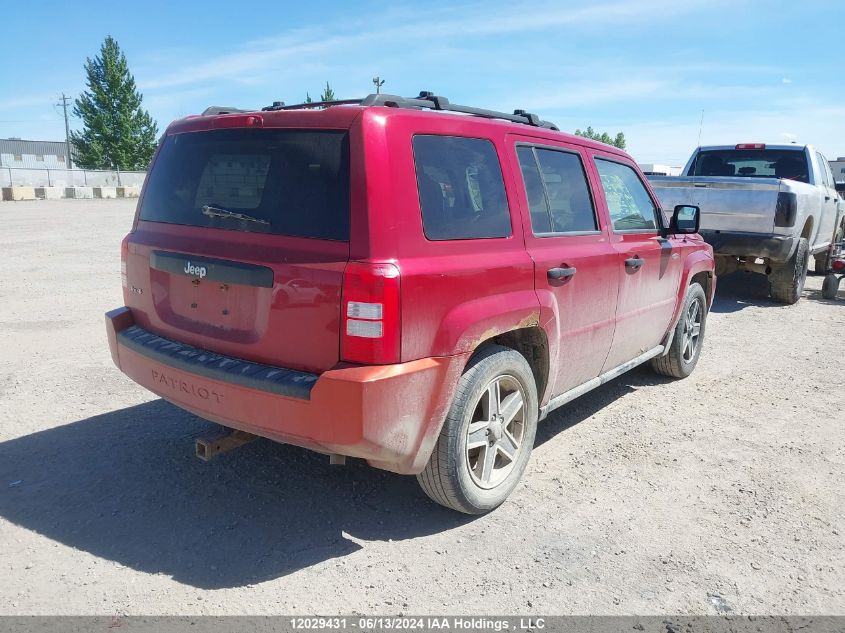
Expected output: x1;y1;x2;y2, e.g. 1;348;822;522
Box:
372;76;385;94
57;93;72;168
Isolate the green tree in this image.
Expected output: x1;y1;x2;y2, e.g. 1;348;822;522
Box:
319;82;336;102
574;126;626;150
70;36;158;170
305;92;313;103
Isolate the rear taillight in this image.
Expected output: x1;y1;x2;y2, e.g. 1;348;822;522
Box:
341;262;400;364
736;143;766;150
120;237;129;288
775;192;798;227
832;260;845;272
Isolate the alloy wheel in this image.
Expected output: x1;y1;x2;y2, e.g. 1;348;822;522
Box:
465;375;526;489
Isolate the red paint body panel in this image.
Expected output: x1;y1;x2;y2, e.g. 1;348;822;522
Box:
109;103;715;472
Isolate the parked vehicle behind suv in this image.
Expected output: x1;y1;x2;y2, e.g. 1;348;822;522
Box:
649;143;842;304
106;92;715;514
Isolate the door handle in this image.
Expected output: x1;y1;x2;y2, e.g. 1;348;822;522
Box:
825;195;831;202
625;256;645;269
547;266;577;280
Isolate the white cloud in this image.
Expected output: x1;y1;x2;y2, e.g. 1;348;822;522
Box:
501;79;667;111
136;0;719;91
782;78;793;84
0;94;55;112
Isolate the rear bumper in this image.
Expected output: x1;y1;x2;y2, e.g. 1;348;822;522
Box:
106;307;468;474
700;230;795;262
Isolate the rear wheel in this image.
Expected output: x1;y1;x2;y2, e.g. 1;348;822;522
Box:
769;237;809;304
822;274;839;300
417;345;538;514
650;283;707;379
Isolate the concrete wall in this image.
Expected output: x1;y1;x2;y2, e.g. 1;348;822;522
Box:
0;167;146;189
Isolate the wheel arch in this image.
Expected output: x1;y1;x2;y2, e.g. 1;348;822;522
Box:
661;251;715;350
801;216;815;240
475;326;551;408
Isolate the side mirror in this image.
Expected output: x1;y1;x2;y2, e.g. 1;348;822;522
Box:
671;204;700;234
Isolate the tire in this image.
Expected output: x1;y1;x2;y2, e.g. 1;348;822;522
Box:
769;237;809;305
417;345;538;514
650;283;707;379
822;274;839;300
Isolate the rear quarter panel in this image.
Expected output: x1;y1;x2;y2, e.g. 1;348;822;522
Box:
362;111;539;362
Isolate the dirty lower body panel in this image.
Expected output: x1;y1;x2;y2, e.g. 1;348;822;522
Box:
105;307;468;474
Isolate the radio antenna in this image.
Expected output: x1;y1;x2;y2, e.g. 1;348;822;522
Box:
697;109;704;148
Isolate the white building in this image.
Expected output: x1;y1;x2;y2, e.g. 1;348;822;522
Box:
829;157;845;183
638;163;682;176
0;138;72;169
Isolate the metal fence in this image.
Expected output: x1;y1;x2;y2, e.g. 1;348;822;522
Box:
0;167;146;188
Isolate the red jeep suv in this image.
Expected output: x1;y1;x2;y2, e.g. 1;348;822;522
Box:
106;92;715;513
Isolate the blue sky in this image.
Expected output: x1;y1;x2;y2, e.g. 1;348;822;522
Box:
2;0;843;166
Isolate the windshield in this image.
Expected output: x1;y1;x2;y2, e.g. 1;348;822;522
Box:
690;149;809;182
139;128;350;240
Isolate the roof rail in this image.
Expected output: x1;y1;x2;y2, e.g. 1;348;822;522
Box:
361;91;559;130
202;106;251;116
261;99;363;112
254;91;558;130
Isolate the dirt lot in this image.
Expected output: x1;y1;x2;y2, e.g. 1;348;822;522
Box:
0;198;842;615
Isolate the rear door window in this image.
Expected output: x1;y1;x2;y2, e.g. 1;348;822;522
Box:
517;146;597;235
594;159;659;232
412;135;511;240
816;152;832;187
139;129;350;240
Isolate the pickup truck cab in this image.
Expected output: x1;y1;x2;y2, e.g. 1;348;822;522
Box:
650;143;843;304
106;92;715;513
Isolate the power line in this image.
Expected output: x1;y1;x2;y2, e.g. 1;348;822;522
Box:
56;93;72;168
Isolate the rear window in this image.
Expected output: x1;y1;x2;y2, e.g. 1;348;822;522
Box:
412;135;511;241
139;129;350;240
690;149;809;182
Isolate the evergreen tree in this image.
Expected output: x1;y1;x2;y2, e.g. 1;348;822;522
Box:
305;92;313;103
319;82;336;102
613;132;627;150
574;126;626;149
70;36;158;170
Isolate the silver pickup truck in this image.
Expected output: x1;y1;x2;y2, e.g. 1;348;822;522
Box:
650;143;843;304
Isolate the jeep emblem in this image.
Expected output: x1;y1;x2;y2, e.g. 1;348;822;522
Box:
183;261;207;278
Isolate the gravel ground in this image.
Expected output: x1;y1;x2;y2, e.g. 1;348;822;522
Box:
0;199;842;615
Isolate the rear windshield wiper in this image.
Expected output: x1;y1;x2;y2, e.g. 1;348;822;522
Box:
201;205;270;226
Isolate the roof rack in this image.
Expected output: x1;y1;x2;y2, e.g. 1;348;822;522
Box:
261;99;363;111
363;92;559;131
255;91;558;130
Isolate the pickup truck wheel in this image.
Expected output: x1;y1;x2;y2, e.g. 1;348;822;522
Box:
822;274;839;300
769;237;809;305
416;345;538;514
650;283;707;379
